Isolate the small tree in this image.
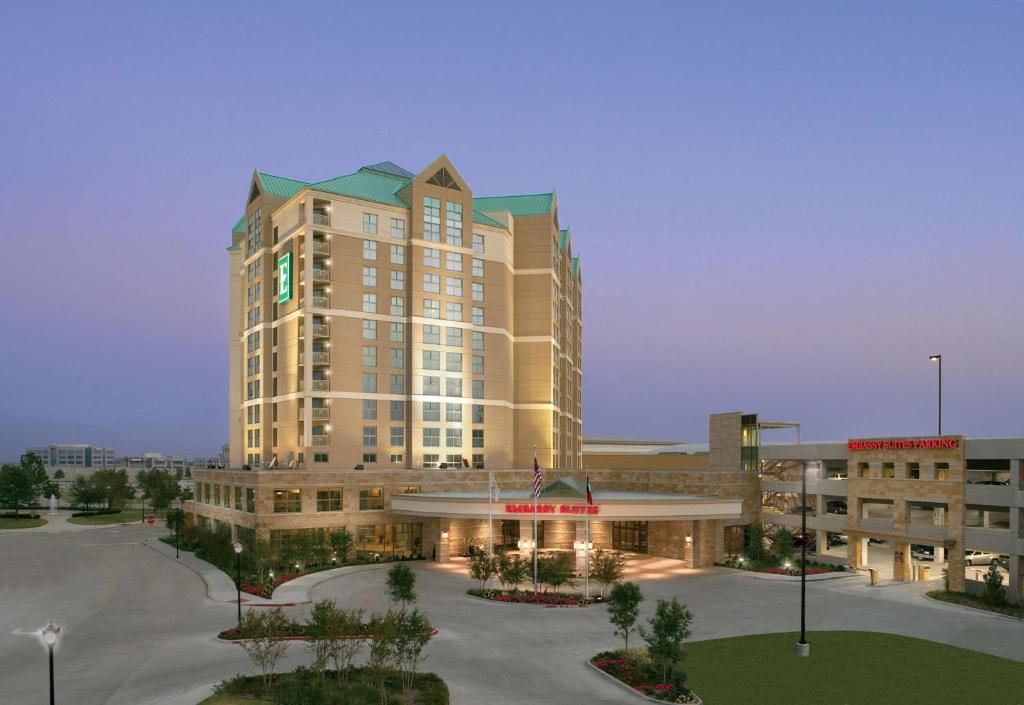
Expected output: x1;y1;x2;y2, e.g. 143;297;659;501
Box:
136;468;180;511
367;610;402;705
305;598;365;679
238;607;290;691
394;608;433;693
983;564;1006;606
640;597;693;683
387;563;417;606
0;464;36;515
607;581;644;650
745;521;768;561
497;553;530;592
772;527;795;562
53;469;65;480
329;527;353;565
537;553;577;593
590;549;627;597
467;553;496;589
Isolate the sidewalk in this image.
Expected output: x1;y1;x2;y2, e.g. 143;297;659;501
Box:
0;510;108;534
272;562;391;603
144;536;275;605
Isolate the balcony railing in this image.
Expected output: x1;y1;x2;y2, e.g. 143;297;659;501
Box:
311;434;330;446
313;213;330;226
311;351;330;364
311;407;330;420
312;268;330;283
312;379;330;391
312;241;331;255
312;296;330;308
312;324;330;337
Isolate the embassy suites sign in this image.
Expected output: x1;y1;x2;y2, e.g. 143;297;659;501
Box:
847;437;960;452
505;503;600;516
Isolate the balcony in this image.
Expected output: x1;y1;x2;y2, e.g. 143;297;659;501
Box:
311;295;330;308
312;268;330;283
311;351;330;364
312;324;330;338
312;240;331;255
311;434;330;446
312;379;330;391
299;407;331;420
312;212;330;226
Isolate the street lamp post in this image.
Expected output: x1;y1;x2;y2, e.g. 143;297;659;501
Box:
929;355;942;435
233;542;243;630
174;502;182;559
796;462;810;657
41;621;60;705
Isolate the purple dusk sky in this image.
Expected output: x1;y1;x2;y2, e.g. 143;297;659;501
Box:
1;2;1022;461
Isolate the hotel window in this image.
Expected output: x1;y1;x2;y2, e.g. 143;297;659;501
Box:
214;485;220;505
359;487;384;510
472;233;485;253
446;454;463;466
362;399;377;420
907;463;920;479
390;270;404;290
246;488;255;512
446;202;463;246
390;401;405;421
423;454;439;468
446;327;463;347
390;322;405;342
390;296;404;316
472;307;484;325
389;348;404;369
447;378;463;397
273;489;301;513
446;302;462;322
390;218;405;238
472;453;484;468
858;462;870;478
362;320;377;340
446;403;462;422
423;324;440;344
394;485;420;495
362;373;377;393
446;428;462;447
390;245;404;264
472;258;484;277
472;282;484;301
424;273;440;293
362;346;377;366
423;350;440;370
423;197;441;242
471;331;484;350
446;252;462;271
362;293;377;313
390;453;404;463
472;355;484;374
363;239;377;260
935;462;949;480
363;213;378;234
423;402;440;421
313;453;329;464
446;277;463;296
423;428;440;447
882;463;895;479
472;429;484;448
363;426;377;446
472;405;484;423
446;352;462;372
389;374;404;394
423;299;440;319
423;376;440;395
424;247;440;268
390;427;404;446
472;380;484;399
363;452;377;463
317;490;343;512
362;266;377;287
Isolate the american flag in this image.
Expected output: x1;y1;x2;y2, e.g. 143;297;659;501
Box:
532;456;543;498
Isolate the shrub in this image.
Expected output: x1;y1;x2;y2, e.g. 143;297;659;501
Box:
496;553;530;592
537;552;576;593
238;607;291;691
590;549;627;597
771;527;795;561
467;553;496;589
982;564;1006;606
387;563;417;606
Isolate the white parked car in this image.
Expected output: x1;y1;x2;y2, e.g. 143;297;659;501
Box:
964;550;998;566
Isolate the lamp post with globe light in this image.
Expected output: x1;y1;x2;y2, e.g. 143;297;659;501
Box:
233;542;243;629
40;621;60;705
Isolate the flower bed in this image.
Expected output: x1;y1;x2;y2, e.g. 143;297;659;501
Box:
759;566;836;576
240;571;302;598
591;651;699;703
718;555;847;577
467;588;602;607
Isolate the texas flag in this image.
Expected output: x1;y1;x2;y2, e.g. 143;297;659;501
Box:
585;473;594;506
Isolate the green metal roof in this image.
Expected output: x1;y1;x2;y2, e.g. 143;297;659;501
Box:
473;193;554;217
472;209;506;229
232;215;246;234
309;168;410;207
572;256;580;277
559;228;570;252
226;242;241;251
256;172;309;199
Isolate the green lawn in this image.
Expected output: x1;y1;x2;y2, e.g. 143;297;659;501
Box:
685;631;1024;705
68;509;158;525
0;516;47;529
198;698;268;705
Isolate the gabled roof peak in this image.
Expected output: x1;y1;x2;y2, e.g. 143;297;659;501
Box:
360;161;414;178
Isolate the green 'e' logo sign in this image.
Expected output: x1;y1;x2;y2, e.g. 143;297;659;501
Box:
278;252;292;303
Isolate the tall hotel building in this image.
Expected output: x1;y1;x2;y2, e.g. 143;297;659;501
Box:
230;156;582;472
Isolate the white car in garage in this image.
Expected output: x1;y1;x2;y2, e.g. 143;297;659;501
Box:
964;550;998;566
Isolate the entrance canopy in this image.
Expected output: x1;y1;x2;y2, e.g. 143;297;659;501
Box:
390;477;742;522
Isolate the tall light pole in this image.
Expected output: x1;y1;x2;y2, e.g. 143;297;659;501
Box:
233;542;243;629
796;462;809;657
40;621;60;705
928;355;942;435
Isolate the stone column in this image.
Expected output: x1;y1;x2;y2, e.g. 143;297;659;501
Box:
698;519;723;567
690;522;702;568
815;530;828;561
1009;555;1022;604
893;542;912;582
947;547;965;592
847;535;867;569
934;546;946;564
574;522;589;573
436;518;452;563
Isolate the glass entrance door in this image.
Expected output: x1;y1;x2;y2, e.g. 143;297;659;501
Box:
612;521;648;553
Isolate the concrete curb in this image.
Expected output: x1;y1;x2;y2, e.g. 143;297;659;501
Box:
271;562;393;603
585;660;702;704
922;593;1024;624
138;682;216;705
718;565;858;582
143;538;275;605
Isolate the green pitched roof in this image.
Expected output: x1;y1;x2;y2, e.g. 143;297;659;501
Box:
559;228;570;252
473;193;554;217
472;209;506;229
571;256;580;277
309;169;410;207
257;172;309;198
232;215;246;234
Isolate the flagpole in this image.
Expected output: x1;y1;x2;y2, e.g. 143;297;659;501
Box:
533;447;538;593
585;517;590;599
487;467;494;563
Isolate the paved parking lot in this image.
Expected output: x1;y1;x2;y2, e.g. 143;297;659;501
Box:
2;525;1022;705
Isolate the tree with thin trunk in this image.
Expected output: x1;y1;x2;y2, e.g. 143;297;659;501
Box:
497;553;529;592
387;563;416;607
590;549;627;597
640;597;693;683
607;581;643;650
468;553;496;589
237;607;290;692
